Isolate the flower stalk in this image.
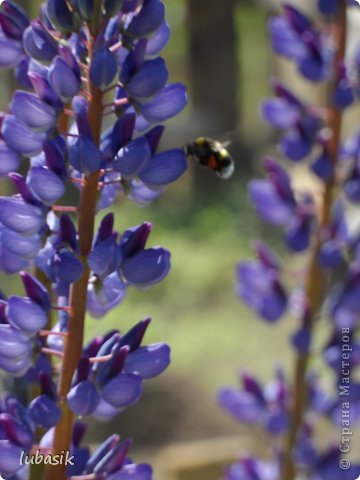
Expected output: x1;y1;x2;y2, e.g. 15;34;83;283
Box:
281;2;347;479
44;8;104;480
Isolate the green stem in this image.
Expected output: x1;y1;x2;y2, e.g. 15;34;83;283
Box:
281;3;347;480
43;3;104;479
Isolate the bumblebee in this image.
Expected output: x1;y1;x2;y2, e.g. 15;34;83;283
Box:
185;137;235;180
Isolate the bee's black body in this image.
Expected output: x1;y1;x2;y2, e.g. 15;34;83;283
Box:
185;137;235;180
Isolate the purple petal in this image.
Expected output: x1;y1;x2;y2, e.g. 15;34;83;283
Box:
87;272;127;318
88;237;121;278
0;440;24;476
23;21;58;61
11;91;57;131
124;343;170;379
0;197;44;234
46;0;77;32
268;17;307;60
120;222;152;260
48;56;81;101
114;137;151;178
0;140;20;176
126;0;165;38
218;388;264;424
91;399;119;421
27;166;65;205
70;136;102;174
111;113;136;156
43;136;68;179
280;130;312;161
28;394;61;428
67;380;101;415
285;214;312;252
139;148;187;187
146;20;170;56
7;296;48;335
144;125;164;153
0;324;31;359
129;179;161;206
292;325;311;353
299;56;326;83
248;180;293;226
1;115;45;157
140;83;187;122
108;463;153;480
29;72;63;109
122;247;170;287
319;240;343;269
1;227;41;258
118;318;151;352
261;98;300;129
90;46;118;89
0;249;28;273
311;151;333;181
21;271;51;310
127;58;168;99
0;34;24;68
0;412;32;446
134;113;151;132
97;183;123;211
283;5;312;32
263;410;288;435
48;250;84;284
0;1;29;40
101;373;143;408
0;355;31;376
236;262;287;322
333;80;354;109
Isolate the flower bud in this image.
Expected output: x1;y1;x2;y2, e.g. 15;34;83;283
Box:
46;0;78;33
23;21;58;61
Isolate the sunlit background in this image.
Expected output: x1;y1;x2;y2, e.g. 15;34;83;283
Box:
2;1;360;479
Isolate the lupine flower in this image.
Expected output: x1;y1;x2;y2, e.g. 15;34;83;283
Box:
87;218;171;316
218;369;289;435
268;4;330;82
0;272;51;354
80;434;152;479
318;202;348;269
28;372;61;428
333;62;354;109
228;4;360;480
23;20;58;61
249;158;314;252
223;457;279;480
236;242;287;322
262;82;322;162
67;320;170;417
0;0;187;477
323;331;360;372
0;394;34;477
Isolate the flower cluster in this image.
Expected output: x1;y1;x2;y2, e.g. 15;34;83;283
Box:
0;0;187;478
219;2;360;480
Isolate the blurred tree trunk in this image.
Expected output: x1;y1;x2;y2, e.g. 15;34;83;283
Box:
187;0;252;203
187;0;238;135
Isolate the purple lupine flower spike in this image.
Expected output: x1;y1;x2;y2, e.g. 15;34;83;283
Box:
0;0;188;476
